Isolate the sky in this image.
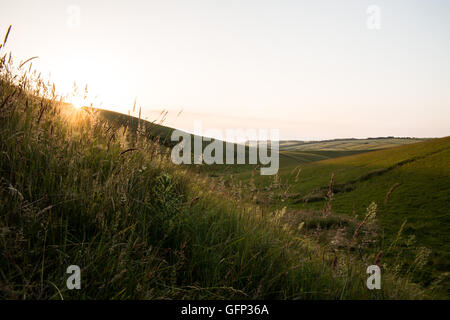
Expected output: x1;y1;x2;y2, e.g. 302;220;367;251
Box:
1;0;449;140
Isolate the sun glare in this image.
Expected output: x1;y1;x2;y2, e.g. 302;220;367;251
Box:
70;96;85;110
71;102;82;110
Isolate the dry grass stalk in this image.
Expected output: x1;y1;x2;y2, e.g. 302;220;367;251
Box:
353;202;377;240
384;182;401;204
322;173;334;217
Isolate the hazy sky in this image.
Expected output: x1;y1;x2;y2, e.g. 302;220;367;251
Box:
2;0;449;140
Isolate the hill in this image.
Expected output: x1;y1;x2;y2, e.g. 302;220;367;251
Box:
94;108;398;169
243;137;450;293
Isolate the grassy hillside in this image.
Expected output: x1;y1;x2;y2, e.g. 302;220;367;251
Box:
0;35;433;299
92;107;189;148
242;137;450;294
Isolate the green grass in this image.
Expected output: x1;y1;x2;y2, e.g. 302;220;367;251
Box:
243;137;450;295
0;29;433;299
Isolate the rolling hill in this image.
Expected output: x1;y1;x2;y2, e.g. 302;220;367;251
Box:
246;137;450;290
94;108;416;169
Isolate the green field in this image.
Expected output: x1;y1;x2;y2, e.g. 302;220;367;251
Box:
279;149;374;167
240;137;450;293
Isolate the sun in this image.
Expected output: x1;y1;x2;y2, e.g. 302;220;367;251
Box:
71;102;82;110
70;96;86;110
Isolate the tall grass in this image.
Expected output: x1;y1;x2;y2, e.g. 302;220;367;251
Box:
0;26;431;299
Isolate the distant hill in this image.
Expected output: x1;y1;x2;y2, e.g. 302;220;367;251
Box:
278;137;427;151
92;108;396;168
